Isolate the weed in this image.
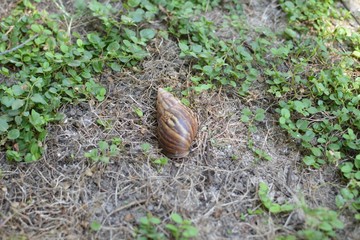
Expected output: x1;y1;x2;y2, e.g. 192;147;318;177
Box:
135;214;165;240
84;138;121;163
165;213;199;240
133;107;144;118
258;182;295;213
298;205;344;240
260;182;344;239
90;220;101;232
96;119;113;130
152;157;168;171
141;142;151;153
135;213;198;240
241;108;271;161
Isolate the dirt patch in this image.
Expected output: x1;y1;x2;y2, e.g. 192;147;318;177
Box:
0;1;358;239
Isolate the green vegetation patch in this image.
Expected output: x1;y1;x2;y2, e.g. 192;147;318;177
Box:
0;0;156;161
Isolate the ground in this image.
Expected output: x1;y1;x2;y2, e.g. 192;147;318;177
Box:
0;0;359;239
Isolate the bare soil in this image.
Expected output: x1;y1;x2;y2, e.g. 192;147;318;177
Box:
1;0;359;239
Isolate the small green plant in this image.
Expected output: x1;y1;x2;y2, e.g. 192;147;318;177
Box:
247;207;264;215
141;142;151;153
133;107;144;118
240;108;271;161
258;182;295;213
248;140;272;161
96;119;113;130
90;220;102;232
135;213;198;240
152;157;169;171
165;213;198;240
84;138;121;163
297;206;344;239
153;157;168;166
136;214;165;240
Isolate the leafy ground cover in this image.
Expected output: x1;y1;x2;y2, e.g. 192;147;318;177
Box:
0;0;359;239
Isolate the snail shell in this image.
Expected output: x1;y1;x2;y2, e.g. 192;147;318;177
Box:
157;88;198;158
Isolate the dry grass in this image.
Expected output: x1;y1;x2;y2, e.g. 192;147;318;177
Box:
1;0;359;239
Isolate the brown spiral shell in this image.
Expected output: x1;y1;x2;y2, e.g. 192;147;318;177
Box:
157;88;198;158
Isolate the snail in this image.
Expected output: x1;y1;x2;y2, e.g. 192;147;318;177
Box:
157;88;198;158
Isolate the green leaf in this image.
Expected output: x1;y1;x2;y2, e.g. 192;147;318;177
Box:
310;147;322;157
335;194;345;208
31;24;42;33
165;223;178;233
332;218;344;229
355;155;360;169
29;109;45;127
76;39;83;47
170;213;183;224
193;84;213;93
128;0;141;7
328;143;341;150
140;29;156;39
31;93;47;104
90;220;101;231
281;108;290;118
1;96;14;107
67;60;81;67
284;28;298;39
6;150;21;161
355;171;360;180
303;155;316;166
8;129;20;140
99;156;110;163
92;61;104;73
179;42;189;51
296;119;309;130
153;157;168;165
98;141;109;151
279;117;286;125
341;163;353;173
60;44;69;53
12;99;25;110
269;204;281;213
241;108;252;119
149;216;161;224
302;130;315;142
181;98;190;106
241;115;250;123
107;41;120;52
12;85;24;96
254;108;265;121
141;143;151;152
259;182;269;193
340;188;354;200
183;226;199;237
128;9;144;22
281;204;295;212
0;118;9;132
110;62;121;72
191;44;202;53
352;51;360;59
133;107;143;117
109;145;119;156
319;222;332;231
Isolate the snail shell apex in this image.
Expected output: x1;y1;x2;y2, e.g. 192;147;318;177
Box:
157;88;198;158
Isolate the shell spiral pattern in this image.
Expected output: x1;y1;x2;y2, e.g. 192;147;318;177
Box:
157;88;198;158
